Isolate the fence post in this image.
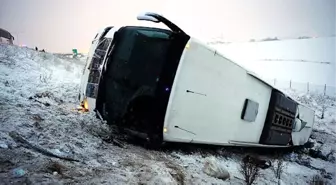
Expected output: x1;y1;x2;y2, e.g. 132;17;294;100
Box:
324;84;326;96
289;80;292;89
307;82;309;93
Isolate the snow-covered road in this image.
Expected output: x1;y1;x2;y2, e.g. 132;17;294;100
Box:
0;44;335;185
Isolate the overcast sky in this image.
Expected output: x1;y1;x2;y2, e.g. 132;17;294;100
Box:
0;0;335;53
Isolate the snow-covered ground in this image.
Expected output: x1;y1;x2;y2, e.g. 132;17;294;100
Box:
0;44;335;185
211;37;336;87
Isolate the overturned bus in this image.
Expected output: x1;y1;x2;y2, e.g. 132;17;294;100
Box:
79;12;315;148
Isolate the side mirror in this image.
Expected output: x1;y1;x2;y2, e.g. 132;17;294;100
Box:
137;14;160;23
136;12;186;34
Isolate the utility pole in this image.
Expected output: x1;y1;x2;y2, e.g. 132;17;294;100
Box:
289;80;292;89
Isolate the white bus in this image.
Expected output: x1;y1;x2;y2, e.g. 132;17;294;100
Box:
79;12;315;148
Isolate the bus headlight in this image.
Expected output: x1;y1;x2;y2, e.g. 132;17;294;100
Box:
78;98;89;112
83;98;89;110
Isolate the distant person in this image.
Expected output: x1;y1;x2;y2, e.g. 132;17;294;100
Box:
35;47;38;51
41;49;45;52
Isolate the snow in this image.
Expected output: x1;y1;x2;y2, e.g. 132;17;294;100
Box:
210;37;335;86
0;43;335;184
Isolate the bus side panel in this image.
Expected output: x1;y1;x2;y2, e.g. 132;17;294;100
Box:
234;75;272;143
163;39;272;145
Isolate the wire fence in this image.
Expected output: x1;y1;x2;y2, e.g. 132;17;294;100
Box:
265;79;336;97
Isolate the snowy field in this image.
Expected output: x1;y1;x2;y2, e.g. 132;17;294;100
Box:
0;44;335;185
211;37;335;88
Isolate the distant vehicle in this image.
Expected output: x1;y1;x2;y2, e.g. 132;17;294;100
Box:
79;12;315;148
0;28;14;44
